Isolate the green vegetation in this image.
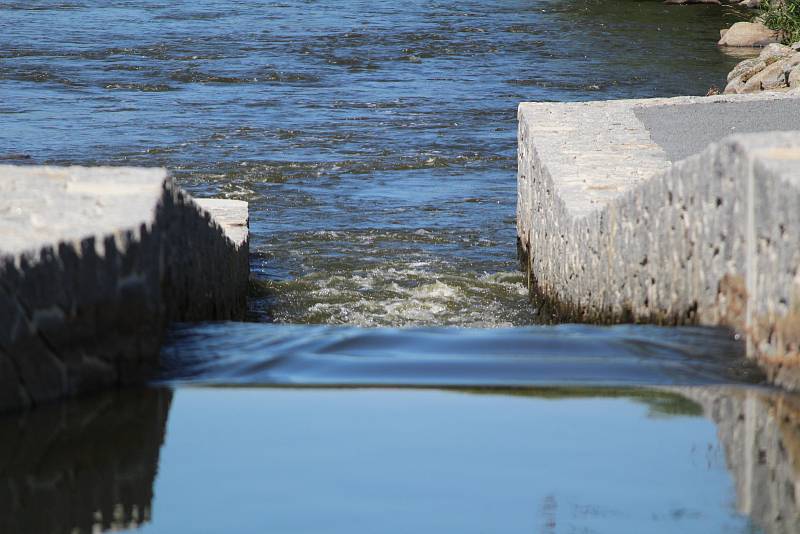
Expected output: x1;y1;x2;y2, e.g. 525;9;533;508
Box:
760;0;800;44
453;386;705;417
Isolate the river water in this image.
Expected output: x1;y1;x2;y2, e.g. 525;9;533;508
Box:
5;1;797;533
2;0;745;326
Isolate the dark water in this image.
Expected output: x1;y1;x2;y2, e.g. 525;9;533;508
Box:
161;322;763;387
4;1;788;533
1;0;745;325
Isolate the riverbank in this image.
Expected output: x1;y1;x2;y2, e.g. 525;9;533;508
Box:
0;166;248;412
725;42;800;93
714;0;800;92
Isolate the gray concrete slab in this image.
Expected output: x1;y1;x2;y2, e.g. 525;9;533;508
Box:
195;198;249;248
635;99;800;162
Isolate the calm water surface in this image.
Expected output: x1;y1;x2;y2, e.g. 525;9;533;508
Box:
2;1;788;533
4;385;800;533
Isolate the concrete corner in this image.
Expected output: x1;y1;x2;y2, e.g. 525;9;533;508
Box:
0;165;249;412
517;93;800;388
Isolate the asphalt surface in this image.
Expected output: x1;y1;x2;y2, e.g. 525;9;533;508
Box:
634;98;800;162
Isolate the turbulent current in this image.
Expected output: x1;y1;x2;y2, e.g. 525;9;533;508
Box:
1;0;746;328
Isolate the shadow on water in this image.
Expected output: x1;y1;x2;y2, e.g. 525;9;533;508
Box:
0;389;172;534
2;384;800;533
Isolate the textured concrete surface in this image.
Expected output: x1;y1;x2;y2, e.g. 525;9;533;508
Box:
196;199;249;248
635;99;800;162
0;165;249;412
517;93;800;388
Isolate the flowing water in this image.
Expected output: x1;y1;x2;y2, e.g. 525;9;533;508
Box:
4;1;795;533
1;0;746;326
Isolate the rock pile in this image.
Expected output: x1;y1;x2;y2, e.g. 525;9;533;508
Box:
725;42;800;93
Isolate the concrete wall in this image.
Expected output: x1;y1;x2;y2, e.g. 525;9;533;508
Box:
0;166;248;412
517;96;800;388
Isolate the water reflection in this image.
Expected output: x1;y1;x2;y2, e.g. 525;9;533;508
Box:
680;387;800;534
3;385;800;533
0;388;171;534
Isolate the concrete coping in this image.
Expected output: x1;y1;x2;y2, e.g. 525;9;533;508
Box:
195;198;249;248
518;92;800;219
0;165;249;263
0;165;168;260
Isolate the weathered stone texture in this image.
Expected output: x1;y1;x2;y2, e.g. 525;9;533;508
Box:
0;166;249;412
517;96;800;388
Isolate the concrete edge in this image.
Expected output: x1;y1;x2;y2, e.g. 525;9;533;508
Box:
0;165;250;412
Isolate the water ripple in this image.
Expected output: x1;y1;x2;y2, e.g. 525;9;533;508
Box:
160;323;763;387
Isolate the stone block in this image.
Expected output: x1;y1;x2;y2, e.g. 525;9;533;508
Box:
0;165;249;412
517;93;800;388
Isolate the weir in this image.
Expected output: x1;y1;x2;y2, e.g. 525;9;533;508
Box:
517;92;800;389
0;165;249;412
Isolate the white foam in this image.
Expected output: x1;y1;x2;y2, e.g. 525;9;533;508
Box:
410;281;460;300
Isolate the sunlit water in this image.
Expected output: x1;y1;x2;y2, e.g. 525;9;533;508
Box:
2;1;789;533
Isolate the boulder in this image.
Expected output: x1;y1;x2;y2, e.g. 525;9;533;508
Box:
738;0;760;7
759;43;795;64
783;55;800;82
724;77;745;94
718;22;780;47
782;52;800;71
790;66;800;88
725;51;800;94
727;57;765;82
742;59;789;92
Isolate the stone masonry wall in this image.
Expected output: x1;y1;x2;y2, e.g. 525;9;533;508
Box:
0;166;248;412
517;122;800;387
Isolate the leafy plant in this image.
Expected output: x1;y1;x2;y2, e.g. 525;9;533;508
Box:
759;0;800;45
